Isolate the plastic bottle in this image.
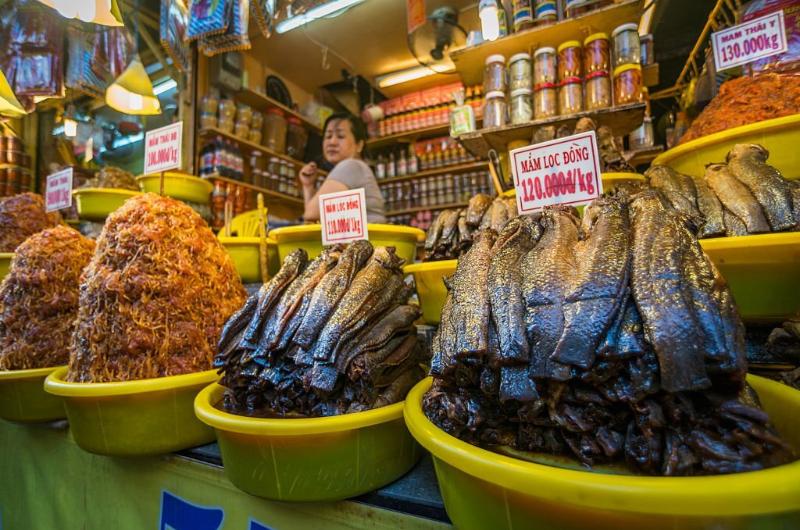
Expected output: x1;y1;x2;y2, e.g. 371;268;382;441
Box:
408;144;418;174
387;152;396;178
398;149;407;176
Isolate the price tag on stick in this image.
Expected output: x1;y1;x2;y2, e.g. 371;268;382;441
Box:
711;11;788;72
510;130;603;214
319;188;369;245
45;168;73;212
144;121;183;175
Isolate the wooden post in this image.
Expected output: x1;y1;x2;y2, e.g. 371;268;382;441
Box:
257;193;268;284
224;199;232;237
159;171;165;196
487;149;506;196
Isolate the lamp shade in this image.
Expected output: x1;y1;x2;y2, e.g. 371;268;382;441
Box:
0;70;26;118
105;57;161;116
37;0;124;27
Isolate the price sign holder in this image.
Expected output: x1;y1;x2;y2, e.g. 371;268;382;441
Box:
510;131;602;214
711;11;788;72
45;168;74;212
319;188;369;246
144;122;183;196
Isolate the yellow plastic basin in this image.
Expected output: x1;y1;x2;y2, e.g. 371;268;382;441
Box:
403;260;456;324
136;172;213;204
194;382;422;501
270;223;424;265
0;366;65;423
405;376;800;530
700;232;800;323
0;252;12;281
601;172;645;192
44;367;217;456
218;236;279;283
653;114;800;179
72;188;141;221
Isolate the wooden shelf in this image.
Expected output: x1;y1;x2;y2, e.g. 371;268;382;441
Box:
234;88;322;134
199;127;306;169
378;160;487;185
451;0;645;85
202;173;304;208
366;124;451;149
458;102;646;158
0;163;28;170
643;63;659;88
625;145;664;167
386;201;470;216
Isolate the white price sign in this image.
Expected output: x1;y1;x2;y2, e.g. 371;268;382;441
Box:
510;130;603;214
319;188;369;246
144;121;183;174
45;168;73;212
711;11;788;71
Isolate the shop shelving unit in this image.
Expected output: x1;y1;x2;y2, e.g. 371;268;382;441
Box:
366;124;452;150
386;200;471;217
234;88;323;134
199;126;307;169
377;160;486;186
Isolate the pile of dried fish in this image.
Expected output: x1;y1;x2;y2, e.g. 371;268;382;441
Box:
0;193;61;252
216;241;425;417
535;117;635;173
424;194;794;476
644;144;800;238
80;166;138;191
424;195;516;261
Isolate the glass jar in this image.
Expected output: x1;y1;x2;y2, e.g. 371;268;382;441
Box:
640;33;654;66
483;90;507;128
251;111;264;130
234;121;250;139
484;54;507;94
533;82;558;118
534;0;557;24
286;116;309;159
508;52;532;91
512;0;533;32
613;63;642;105
533;47;557;84
236;104;253;126
629;116;654;150
565;0;590;18
584;70;611;110
510;88;533;124
558;77;583;115
218;99;236;121
200;113;217;130
201;94;219;115
612;23;641;67
248;130;263;144
583;33;610;74
557;40;582;81
263;108;287;153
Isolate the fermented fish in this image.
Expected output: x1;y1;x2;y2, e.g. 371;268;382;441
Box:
692;175;726;238
466;193;493;226
722;207;748;237
424;211;445;251
645;166;700;219
340;304;420;376
704;163;770;233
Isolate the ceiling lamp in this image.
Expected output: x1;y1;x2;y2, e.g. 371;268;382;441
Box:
276;0;365;34
105;56;161;115
37;0;124;26
377;65;439;88
0;70;25;118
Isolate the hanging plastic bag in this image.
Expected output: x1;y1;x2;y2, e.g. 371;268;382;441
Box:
251;0;274;39
161;0;191;73
199;0;251;56
187;0;231;42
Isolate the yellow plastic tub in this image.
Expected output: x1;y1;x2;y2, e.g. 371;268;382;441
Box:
0;366;65;423
405;376;800;530
0;252;12;281
218;236;278;283
72;188;141;221
136;172;213;204
700;232;800;323
194;383;422;501
653;114;800;179
44;367;217;456
270;224;424;265
403;260;456;324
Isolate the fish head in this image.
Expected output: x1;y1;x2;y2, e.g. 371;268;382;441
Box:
574;117;597;133
727;143;769;163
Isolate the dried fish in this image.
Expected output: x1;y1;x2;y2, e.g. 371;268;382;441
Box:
693;175;726;238
645;166;700;220
466;194;493;226
704;163;770;234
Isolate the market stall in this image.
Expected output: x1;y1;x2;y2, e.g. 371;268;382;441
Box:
0;0;799;528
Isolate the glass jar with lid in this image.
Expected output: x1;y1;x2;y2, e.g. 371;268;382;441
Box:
613;63;643;105
533;46;557;84
558;77;583;115
534;0;557;24
557;40;582;81
584;70;611;110
286;116;308;159
264;108;288;153
508;52;532;91
510;88;533;124
533;83;558;118
483;90;507;128
612;23;641;66
640;33;654;66
484;54;507;94
583;33;610;74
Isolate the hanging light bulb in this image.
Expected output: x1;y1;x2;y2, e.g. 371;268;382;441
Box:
478;0;500;42
36;0;123;27
105;56;161;116
0;69;25;118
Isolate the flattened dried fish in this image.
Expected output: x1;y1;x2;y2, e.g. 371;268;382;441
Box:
722;207;748;237
457;210;472;246
616;297;645;357
466;194;493;226
630;192;709;392
645;166;700;219
438;209;461;248
217;292;259;353
489;198;510;232
693;175;726;238
424;211;445;250
553;198;630;368
726;144;796;231
790;180;800;225
704;163;770;234
341;305;420;377
430;291;456;376
499;365;538;402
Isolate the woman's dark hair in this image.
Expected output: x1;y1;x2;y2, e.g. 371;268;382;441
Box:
323;112;369;156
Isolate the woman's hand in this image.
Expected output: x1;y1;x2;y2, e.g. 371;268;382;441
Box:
299;162;318;189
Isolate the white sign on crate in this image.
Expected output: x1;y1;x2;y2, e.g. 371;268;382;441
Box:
711;11;788;72
510;130;603;214
144;121;183;174
319;188;369;246
45;168;73;212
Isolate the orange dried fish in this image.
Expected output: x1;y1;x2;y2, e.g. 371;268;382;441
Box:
0;193;61;252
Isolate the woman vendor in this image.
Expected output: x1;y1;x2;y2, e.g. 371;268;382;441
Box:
299;113;386;223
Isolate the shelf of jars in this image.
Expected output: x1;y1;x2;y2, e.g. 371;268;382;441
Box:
199;127;307;169
457;102;646;158
378;160;487;185
450;0;645;86
386;200;470;217
233;88;323;134
202;172;304;207
625;144;664;167
366;124;452;150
